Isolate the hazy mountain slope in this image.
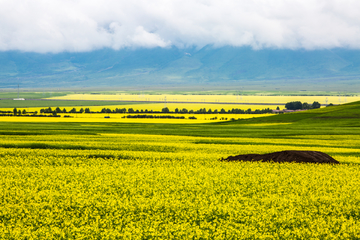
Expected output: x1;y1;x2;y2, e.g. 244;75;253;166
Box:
1;46;360;89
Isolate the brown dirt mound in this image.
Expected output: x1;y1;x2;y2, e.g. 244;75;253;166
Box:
221;151;339;164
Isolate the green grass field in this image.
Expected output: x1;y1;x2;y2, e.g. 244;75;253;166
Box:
0;101;360;238
0;100;141;108
0;92;67;99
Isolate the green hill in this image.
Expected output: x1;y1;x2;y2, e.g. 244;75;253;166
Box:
242;101;360;126
101;101;360;138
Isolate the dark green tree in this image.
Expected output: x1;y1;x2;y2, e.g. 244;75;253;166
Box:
312;101;321;108
181;108;188;113
302;102;311;109
162;107;170;113
285;101;303;110
69;108;77;113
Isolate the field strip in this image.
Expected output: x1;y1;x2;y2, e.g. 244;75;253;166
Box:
0;114;273;123
46;93;359;105
0;98;317;106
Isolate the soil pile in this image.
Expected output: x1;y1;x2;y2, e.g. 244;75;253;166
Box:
222;151;339;164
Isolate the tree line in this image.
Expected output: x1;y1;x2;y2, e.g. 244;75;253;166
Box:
124;115;187;119
285;101;321;110
36;106;274;114
0;108;60;117
3;106;274;117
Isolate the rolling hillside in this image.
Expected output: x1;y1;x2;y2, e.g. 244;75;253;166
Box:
1;46;360;90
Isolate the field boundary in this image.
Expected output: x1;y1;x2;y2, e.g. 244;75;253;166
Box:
0;98;329;106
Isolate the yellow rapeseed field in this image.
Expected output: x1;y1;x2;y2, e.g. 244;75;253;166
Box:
49;93;359;105
0;102;276;123
0;113;273;123
1;132;360;238
0;103;281;112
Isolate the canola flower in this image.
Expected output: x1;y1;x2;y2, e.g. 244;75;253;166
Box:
1;131;360;238
0;113;274;124
48;93;360;105
1;103;279;113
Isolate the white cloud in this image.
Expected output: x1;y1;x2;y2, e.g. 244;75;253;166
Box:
1;0;360;53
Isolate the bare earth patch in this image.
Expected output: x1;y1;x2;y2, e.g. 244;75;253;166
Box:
222;151;339;164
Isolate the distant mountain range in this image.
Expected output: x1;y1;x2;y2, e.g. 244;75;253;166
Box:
1;46;360;91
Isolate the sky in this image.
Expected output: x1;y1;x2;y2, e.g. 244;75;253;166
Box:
1;0;360;53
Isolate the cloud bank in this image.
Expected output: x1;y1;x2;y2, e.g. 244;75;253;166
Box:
1;0;360;53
